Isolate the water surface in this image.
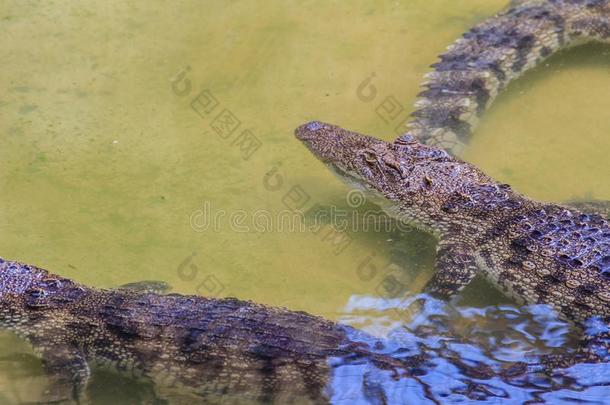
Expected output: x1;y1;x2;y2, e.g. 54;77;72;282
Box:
1;0;609;403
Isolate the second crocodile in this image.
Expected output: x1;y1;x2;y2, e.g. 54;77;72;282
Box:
0;257;429;404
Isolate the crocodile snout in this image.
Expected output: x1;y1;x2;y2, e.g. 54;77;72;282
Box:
294;121;326;141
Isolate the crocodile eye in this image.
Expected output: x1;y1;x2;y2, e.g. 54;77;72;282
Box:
27;288;46;299
362;151;377;164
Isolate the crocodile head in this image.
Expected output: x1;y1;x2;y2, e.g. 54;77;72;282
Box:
295;120;454;191
295;121;489;232
295;121;390;191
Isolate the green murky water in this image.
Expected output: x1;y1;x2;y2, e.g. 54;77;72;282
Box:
1;0;609;403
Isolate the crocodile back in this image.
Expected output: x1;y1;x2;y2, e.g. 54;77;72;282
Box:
406;0;610;155
477;203;610;323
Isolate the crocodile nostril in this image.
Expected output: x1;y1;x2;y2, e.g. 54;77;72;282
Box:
305;121;323;131
295;121;326;141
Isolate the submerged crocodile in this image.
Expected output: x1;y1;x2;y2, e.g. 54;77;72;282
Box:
409;0;610;156
0;257;427;403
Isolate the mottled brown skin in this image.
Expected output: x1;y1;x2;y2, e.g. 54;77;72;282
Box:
0;257;424;404
295;121;610;368
296;0;610;371
411;0;610;221
409;0;610;156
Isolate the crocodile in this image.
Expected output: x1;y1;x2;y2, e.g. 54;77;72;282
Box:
0;257;428;404
295;0;610;368
295;120;610;369
1;0;608;402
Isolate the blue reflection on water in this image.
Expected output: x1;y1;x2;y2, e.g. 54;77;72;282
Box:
328;294;610;404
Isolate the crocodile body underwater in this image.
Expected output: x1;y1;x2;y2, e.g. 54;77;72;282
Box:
409;0;610;156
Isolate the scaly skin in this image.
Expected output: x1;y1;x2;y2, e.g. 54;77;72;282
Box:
294;0;610;345
295;121;610;368
410;0;610;217
2;1;608;402
408;0;610;156
0;257;425;403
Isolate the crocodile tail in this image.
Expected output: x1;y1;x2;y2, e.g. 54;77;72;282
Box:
403;0;610;156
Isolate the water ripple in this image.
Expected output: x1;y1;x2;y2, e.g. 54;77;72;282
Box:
336;294;610;404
